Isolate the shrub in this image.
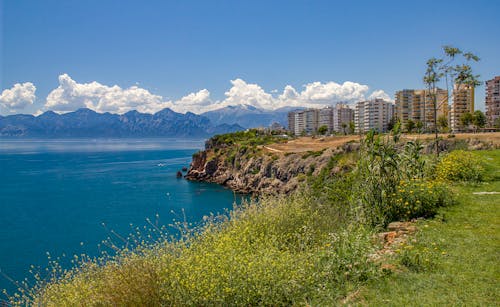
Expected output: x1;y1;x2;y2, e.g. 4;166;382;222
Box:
387;179;454;221
435;150;485;182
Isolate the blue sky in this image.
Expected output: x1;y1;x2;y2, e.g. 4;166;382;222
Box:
1;0;499;115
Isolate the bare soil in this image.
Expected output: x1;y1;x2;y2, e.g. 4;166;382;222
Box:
263;132;500;154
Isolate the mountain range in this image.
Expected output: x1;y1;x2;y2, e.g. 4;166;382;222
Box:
0;108;244;138
0;105;305;138
201;105;302;128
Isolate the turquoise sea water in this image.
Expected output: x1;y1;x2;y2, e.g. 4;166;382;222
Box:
0;139;241;294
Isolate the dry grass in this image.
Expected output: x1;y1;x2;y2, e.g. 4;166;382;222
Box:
263;132;500;154
263;135;361;153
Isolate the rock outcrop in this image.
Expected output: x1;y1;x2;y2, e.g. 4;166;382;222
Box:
185;140;340;194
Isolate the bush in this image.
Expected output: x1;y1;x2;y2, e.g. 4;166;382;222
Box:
388;179;454;221
435;150;485;182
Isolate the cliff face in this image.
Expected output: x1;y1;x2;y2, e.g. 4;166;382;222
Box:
185;141;343;194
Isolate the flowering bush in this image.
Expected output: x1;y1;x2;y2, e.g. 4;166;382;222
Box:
435;150;485;182
388;179;453;221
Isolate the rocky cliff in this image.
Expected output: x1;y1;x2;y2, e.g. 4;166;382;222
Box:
185;139;349;194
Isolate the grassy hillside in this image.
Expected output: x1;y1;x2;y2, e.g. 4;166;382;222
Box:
5;131;499;306
356;149;500;306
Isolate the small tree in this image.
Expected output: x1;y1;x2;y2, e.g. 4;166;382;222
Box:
317;125;328;135
472;110;486;133
406;119;415;133
424;45;480;155
437;115;449;133
341;122;348;135
415;121;424;134
460;112;473;132
348;121;355;134
494;117;500;129
387;117;398;132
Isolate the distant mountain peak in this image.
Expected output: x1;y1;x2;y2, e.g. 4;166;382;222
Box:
0;108;244;138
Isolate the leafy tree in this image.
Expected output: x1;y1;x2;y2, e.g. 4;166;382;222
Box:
341;123;348;135
348;121;355;134
387;117;398;132
317;125;328;135
415;121;424;134
424;45;480;155
495;117;500;129
460;112;473;131
472;110;486;132
437;115;449;133
406;119;415;133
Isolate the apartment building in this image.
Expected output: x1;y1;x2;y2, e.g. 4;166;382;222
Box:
354;99;394;133
287;104;355;135
485;76;500;127
318;107;334;133
450;84;474;132
395;88;448;130
333;103;354;133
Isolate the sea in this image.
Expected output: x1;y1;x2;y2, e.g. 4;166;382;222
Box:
0;139;242;295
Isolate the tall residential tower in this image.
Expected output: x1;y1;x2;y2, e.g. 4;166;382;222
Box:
485;76;500;127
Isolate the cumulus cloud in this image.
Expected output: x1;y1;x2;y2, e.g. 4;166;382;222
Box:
38;74;392;115
0;82;37;112
45;74;173;114
172;89;213;113
167;79;392;113
368;89;394;102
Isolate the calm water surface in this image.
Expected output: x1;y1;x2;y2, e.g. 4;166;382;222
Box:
0;139;241;294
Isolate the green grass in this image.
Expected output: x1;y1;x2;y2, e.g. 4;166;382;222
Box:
357;150;500;306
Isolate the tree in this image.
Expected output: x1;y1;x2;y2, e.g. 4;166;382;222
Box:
317;125;328;135
415;121;424;134
460;112;473;131
495;117;500;129
472;110;486;132
387;117;398;132
348;121;355;134
437;115;449;133
341;123;348;135
406;119;415;133
424;46;480;155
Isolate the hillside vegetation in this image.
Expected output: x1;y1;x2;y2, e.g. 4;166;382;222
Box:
5;130;499;306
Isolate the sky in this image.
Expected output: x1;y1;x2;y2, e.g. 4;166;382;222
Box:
1;0;499;115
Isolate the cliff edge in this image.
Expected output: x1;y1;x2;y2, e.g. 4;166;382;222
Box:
185;132;356;194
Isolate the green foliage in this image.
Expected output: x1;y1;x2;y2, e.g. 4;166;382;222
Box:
301;149;325;159
318;125;328;135
358;151;500;306
435;150;485;182
353;130;452;226
437;115;449;132
209;129;286;148
460;112;473;129
388;179;453;221
406;119;415;133
472;110;486;130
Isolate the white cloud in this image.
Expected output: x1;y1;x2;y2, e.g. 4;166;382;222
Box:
172;89;213;113
45;74;173;114
167;79;393;113
368;89;394;102
0;82;37;112
38;74;393;115
299;81;369;104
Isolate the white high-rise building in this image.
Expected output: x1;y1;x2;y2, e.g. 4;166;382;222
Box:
354;99;395;133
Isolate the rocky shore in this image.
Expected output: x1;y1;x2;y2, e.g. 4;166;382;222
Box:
185;140;349;194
